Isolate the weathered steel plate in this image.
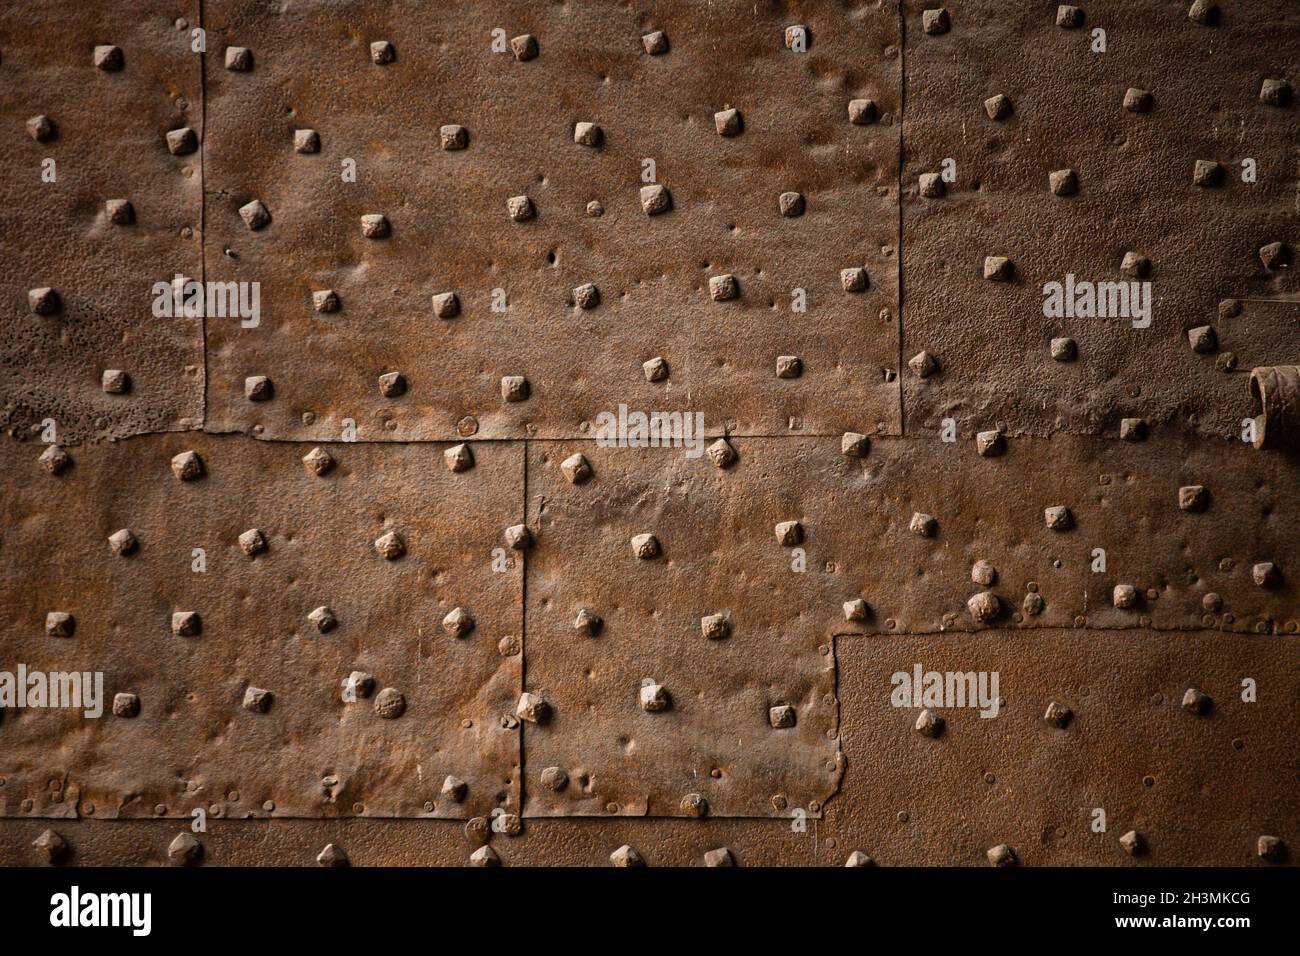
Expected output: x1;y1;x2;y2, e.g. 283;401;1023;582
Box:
901;0;1298;439
200;0;901;442
523;441;844;817
0;434;522;818
0;1;204;443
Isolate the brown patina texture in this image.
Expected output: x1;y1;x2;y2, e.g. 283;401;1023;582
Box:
0;1;1297;866
0;1;205;443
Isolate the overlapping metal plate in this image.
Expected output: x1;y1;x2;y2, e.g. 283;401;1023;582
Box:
0;435;523;818
1;0;1297;865
0;0;204;443
200;0;902;442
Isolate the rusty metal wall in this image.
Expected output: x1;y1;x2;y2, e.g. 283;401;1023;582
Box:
0;0;1296;867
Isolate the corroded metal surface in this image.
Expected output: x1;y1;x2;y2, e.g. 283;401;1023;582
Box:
0;1;204;443
200;0;901;442
901;0;1298;439
524;442;844;818
0;435;523;818
0;0;1297;866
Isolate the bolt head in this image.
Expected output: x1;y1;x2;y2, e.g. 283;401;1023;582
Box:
1178;485;1209;512
166;127;198;155
639;681;670;712
1119;831;1146;856
842;432;871;457
45;611;75;638
168;832;202;866
706;438;737;469
1043;505;1072;531
1044;701;1072;728
922;8;951;34
843;598;870;622
113;692;140;718
312;289;339;313
573;283;600;310
238;528;268;556
642;356;669;382
909;351;938;378
573;607;603;636
94;45;124;70
708;273;739;301
294;129;319;153
34;829;68;863
105;199;134;224
918;173;945;198
242;686;272;713
370;40;395;64
776;355;803;379
1050;337;1077;362
1260;78;1292;107
967;591;1000;623
778;191;805;217
244;375;273;401
1252;562;1280;588
27;114;56;142
1048;168;1078;196
983;256;1014;281
639;184;672;215
378;371;407;397
108;528;138;556
504;524;532;550
102;369;130;394
975;430;1004;457
307;606;337;633
841;267;869;292
610;845;645;867
909;512;937;537
316;843;349;866
1187;325;1217;354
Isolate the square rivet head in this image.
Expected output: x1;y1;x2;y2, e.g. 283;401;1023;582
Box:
1192;160;1223;187
239;199;271;230
848;99;877;124
630;533;660;559
775;355;802;379
784;24;809;50
1260;78;1291;107
983;256;1014;281
94;45;124;70
1186;325;1217;353
908;351;938;378
843;598;870;622
918;173;945;198
984;93;1012;120
431;291;460;319
102;369;130;394
842;432;870;457
642;356;669;382
244;375;273;401
1187;0;1219;26
714;108;743;136
1043;505;1072;530
769;705;797;728
28;287;61;315
377;371;407;397
708;273;739;301
639;183;672;215
506;195;535;222
1050;337;1077;362
46;611;75;637
105;198;133;224
293;129;319;153
1119;418;1147;441
573;283;600;309
922;9;950;34
440;124;468;150
170;450;204;481
1178;485;1209;512
775;520;803;546
166;127;198;155
1123;88;1153;113
510;34;538;61
360;213;390;237
27;114;56;141
370;40;395;64
224;46;253;71
706;438;736;469
909;512;937;537
444;443;474;473
573;121;602;147
561;453;593;484
1049;168;1078;196
1055;5;1084;27
778;191;805;217
840;266;869;292
1259;241;1290;271
501;375;529;402
171;611;201;637
39;444;72;475
642;30;669;55
307;290;339;316
1120;251;1150;278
